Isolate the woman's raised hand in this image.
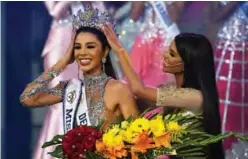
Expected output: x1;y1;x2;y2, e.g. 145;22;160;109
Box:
100;23;123;53
63;28;77;65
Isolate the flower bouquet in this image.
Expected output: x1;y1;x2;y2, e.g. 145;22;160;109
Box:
42;110;248;159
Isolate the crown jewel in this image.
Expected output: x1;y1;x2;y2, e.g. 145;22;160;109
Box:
72;5;116;32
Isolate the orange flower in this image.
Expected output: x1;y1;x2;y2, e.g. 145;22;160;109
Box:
131;132;155;159
131;150;139;159
154;132;171;148
96;140;127;159
96;140;106;152
108;145;128;158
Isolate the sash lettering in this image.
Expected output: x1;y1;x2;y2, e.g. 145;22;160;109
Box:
65;108;73;131
63;78;91;133
79;113;88;125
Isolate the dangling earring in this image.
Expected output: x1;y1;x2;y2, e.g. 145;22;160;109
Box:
102;57;106;72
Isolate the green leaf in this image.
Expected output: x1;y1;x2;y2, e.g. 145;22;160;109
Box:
47;145;63;158
42;135;64;148
233;133;248;141
174;140;206;149
180;152;205;157
178;147;204;154
172;115;190;123
184;157;207;159
169;114;177;120
187;131;213;137
185;120;203;130
139;107;154;118
198;132;236;145
85;152;103;159
164;113;172;121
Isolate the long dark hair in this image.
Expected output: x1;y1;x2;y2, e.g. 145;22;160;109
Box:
75;27;116;79
174;33;224;159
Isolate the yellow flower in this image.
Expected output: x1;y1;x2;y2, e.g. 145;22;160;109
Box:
166;122;184;143
121;121;129;129
120;129;133;143
113;135;123;145
103;132;123;148
149;115;165;137
102;133;114;147
129;118;150;133
103;125;123;148
166;122;182;132
108;125;120;135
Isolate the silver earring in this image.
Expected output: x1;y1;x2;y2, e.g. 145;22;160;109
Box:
102;58;106;63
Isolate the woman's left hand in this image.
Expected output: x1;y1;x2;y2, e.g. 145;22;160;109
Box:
100;23;123;54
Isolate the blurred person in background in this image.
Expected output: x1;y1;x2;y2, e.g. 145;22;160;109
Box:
128;1;185;88
108;1;147;79
111;1;185;86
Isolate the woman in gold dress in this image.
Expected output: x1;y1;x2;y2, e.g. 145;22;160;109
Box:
101;24;225;159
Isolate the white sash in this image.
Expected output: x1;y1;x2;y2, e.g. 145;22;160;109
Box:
150;1;180;41
63;78;91;133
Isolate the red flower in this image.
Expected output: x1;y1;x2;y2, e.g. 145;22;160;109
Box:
62;125;102;159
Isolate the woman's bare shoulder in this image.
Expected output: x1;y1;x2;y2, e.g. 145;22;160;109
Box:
104;79;133;110
105;79;130;93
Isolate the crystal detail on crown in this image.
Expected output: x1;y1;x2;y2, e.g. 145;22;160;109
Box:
72;5;116;32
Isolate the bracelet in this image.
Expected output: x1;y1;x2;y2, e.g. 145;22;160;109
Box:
47;68;63;78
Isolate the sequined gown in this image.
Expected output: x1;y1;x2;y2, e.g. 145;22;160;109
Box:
214;1;248;151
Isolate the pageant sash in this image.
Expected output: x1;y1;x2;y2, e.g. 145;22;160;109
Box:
221;1;248;18
240;2;248;17
75;80;91;127
63;79;91;133
150;1;173;27
150;1;180;39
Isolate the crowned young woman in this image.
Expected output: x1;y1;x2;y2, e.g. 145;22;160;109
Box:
20;6;139;158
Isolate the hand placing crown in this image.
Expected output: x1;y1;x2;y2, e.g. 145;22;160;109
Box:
101;23;124;54
72;5;116;33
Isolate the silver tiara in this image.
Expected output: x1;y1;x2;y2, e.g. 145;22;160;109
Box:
72;6;116;33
